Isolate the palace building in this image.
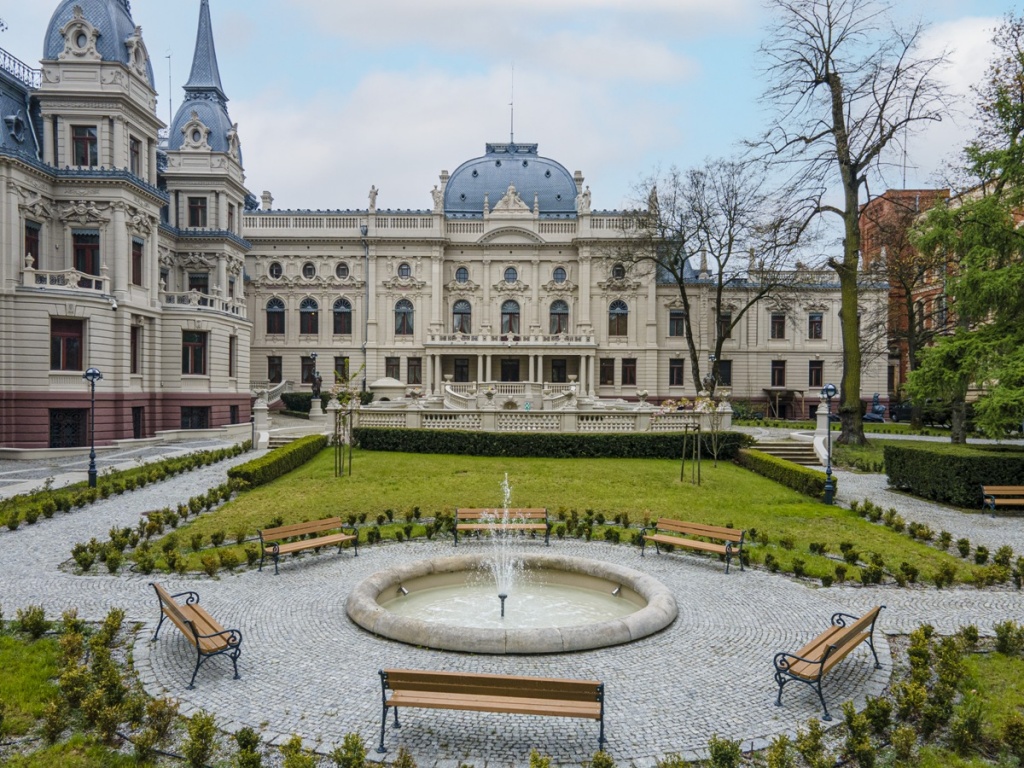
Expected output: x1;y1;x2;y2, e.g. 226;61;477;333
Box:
0;0;888;450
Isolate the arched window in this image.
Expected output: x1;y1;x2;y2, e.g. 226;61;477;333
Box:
504;267;518;284
455;267;469;283
333;298;352;335
398;263;412;278
453;300;472;334
266;297;285;335
299;297;319;335
608;300;628;336
501;299;520;335
550;300;569;334
395;299;414;335
611;263;626;280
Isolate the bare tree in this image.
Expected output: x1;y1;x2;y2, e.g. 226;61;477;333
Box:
611;157;806;391
755;0;948;445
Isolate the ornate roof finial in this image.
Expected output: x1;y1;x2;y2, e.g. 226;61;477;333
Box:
184;0;226;101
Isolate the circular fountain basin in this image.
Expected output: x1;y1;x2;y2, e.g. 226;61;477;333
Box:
346;553;678;654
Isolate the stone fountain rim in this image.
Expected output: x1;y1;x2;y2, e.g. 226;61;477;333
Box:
345;553;678;654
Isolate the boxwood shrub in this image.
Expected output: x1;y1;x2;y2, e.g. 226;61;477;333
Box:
884;443;1024;508
352;428;750;459
735;448;833;500
228;434;327;487
281;392;331;413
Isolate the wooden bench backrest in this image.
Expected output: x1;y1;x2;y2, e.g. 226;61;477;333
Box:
654;518;743;543
982;486;1024;494
383;668;600;702
261;516;345;542
828;606;882;656
457;508;547;522
152;582;196;639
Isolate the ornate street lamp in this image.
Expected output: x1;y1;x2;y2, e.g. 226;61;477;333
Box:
821;382;837;505
82;367;103;488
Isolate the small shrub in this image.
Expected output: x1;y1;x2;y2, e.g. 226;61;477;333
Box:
135;550;156;575
891;723;916;764
210;529;227;547
995;619;1024;655
235;526;249;545
281;734;317;768
864;695;892;737
843;548;860;565
893;680;927;721
590;751;616;768
71;542;95;572
764;553;780;573
974;545;989;565
956;538;971;558
834;563;847;583
948;690;984;754
147;696;179;741
331;732;367;768
529;750;552;768
41;699;67;743
245;544;260;567
765;734;794;768
995;545;1014;567
105;548;122;574
820;574;833;587
958;624;980;649
200;552;221;577
191;532;205;552
182;710;218;768
937;530;952;550
706;733;742;768
392;746;417;768
779;535;795;550
1003;710;1024;762
219;549;241;571
16;604;50;638
791;558;806;578
795;719;829;767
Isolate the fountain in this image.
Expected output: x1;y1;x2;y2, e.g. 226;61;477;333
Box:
345;476;678;654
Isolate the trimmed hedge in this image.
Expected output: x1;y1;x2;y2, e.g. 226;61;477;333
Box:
735;448;833;500
227;434;327;487
884;442;1024;508
281;392;330;412
352;428;750;459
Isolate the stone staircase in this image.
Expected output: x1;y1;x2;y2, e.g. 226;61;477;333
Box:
267;434;302;450
753;440;822;466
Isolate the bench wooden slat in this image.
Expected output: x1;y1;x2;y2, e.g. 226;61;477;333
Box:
453;508;550;547
773;606;883;720
641;518;744;573
982;485;1024;511
377;668;604;754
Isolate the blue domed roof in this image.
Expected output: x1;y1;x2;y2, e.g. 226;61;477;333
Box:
445;143;578;218
167;0;238;159
43;0;156;89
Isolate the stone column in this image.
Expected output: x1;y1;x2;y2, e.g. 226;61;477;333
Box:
111;203;128;296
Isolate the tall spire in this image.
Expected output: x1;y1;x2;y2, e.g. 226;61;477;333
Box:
184;0;226;101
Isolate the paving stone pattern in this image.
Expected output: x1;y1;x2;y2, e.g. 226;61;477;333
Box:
1;440;1022;766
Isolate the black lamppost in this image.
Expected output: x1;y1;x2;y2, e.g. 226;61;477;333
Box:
360;223;369;393
82;367;103;487
821;382;837;505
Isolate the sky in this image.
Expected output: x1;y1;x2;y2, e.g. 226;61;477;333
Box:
0;1;1017;213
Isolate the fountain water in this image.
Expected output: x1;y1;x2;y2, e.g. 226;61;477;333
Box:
486;473;520;618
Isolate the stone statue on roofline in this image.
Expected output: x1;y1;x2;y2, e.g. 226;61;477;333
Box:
368;185;378;212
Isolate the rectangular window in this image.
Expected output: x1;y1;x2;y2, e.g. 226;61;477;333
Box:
407;357;422;385
551;358;567;383
188;272;209;293
180;406;210;430
718;360;732;386
301;356;316;384
808;312;823;340
187;197;208;228
228;203;235;233
770;313;786;340
73;232;100;275
228;278;236;299
621;358;637;386
50;408;88;448
132;406;144;439
129;136;142;176
25;221;41;269
230;405;240;425
771;360;786;387
268;356;282;384
130;325;142;375
72;125;98;166
50;318;83;371
668;310;686;337
599;358;615;386
808;360;823;388
334;356;349;381
385;357;400;379
454;358;470;382
718;312;732;340
669;359;685;386
182;331;207;375
228;336;237;378
131;239;144;286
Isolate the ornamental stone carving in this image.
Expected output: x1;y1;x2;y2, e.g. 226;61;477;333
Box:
59;200;110;225
124;26;151;80
180;111;211;151
58;7;102;62
17;189;53;221
491;184;531;215
181;252;215;269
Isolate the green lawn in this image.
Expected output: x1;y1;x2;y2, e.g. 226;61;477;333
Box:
0;634;59;736
154;449;981;585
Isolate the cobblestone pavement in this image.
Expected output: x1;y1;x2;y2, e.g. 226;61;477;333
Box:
2;440;1023;766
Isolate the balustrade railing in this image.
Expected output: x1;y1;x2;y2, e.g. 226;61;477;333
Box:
25;268;107;293
0;47;41;88
162;290;247;317
427;331;594;346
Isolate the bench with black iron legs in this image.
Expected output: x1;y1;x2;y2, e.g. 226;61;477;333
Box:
773;605;885;721
453;507;550;546
150;582;242;689
982;485;1024;513
258;516;358;575
377;668;604;754
640;518;745;573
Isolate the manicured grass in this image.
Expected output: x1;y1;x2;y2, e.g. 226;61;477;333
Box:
0;634;60;736
155;449;981;585
4;733;136;768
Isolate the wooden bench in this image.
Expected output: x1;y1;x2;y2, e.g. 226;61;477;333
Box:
149;582;242;689
453;507;550;546
982;485;1024;513
773;605;885;721
376;668;604;754
640;518;745;573
258;516;358;575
